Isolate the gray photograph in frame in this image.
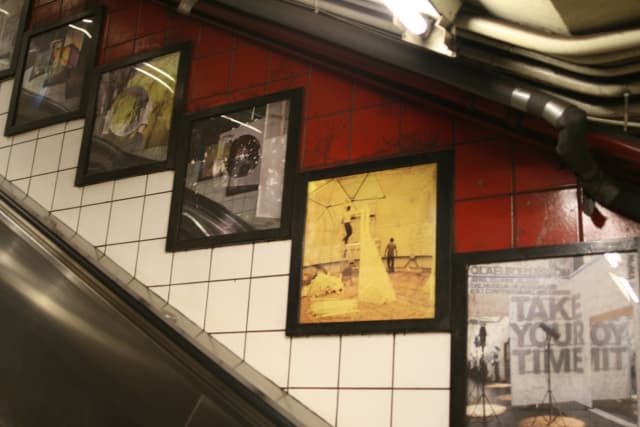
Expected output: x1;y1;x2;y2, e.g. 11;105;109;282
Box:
166;88;303;251
0;0;29;80
5;8;102;136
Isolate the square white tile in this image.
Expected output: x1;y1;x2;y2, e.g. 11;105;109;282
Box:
394;333;450;388
52;169;83;210
0;146;10;176
52;208;80;232
59;129;83;170
336;389;391;427
38;122;66;139
107;197;144;244
136;239;173;286
146;171;174;194
32;133;63;175
65;118;85;131
247;276;288;331
252;240;291;276
339;335;393;387
171;248;211;284
105;242;139;276
82;181;114;205
11;129;38;145
150;285;170;302
28;173;57;210
288;388;337;426
245;331;291;387
6;141;35;180
113;175;147;200
211;244;253;280
168;282;208;328
211;332;246;359
205;279;250;333
392;389;449;427
0;79;13;114
289;336;340;388
0;114;10;147
77;203;111;246
139;192;171;240
13;178;29;193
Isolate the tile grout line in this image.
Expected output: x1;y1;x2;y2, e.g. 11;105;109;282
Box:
389;334;396;427
241;243;256;361
201;247;215;333
130;175;148;282
334;335;343;426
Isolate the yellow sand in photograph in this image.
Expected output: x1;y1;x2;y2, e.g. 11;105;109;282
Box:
299;163;437;324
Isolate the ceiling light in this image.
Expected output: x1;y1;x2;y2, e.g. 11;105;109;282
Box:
382;0;428;35
604;252;622;268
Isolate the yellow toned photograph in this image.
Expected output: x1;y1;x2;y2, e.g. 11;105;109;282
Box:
299;162;438;324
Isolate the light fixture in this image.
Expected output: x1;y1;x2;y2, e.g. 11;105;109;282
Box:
380;0;462;57
382;0;428;35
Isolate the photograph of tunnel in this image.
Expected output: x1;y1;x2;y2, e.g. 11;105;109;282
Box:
464;252;640;427
166;89;303;251
296;162;438;325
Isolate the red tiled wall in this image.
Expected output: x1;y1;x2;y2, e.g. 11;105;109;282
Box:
28;0;640;253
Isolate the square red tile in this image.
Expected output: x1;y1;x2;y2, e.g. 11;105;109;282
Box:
103;41;134;65
166;19;200;45
351;103;401;160
196;26;235;58
307;69;352;118
353;83;395;109
455;140;513;199
400;103;453;153
102;0;136;11
133;32;164;54
269;51;309;82
188;53;231;100
230;44;270;91
515;189;579;247
266;75;308;95
106;7;139;47
582;203;640;242
29;2;61;29
455;196;513;252
136;1;168;37
515;140;576;192
61;0;87;14
303;112;351;169
454;118;500;144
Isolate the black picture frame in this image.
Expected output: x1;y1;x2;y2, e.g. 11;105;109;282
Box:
166;88;304;251
0;0;30;81
286;151;454;336
75;42;191;186
5;8;103;136
450;238;640;427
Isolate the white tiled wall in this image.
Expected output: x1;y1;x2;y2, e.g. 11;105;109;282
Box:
0;79;451;426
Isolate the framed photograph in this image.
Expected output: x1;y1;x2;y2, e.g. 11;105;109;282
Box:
75;43;191;185
0;0;29;81
450;238;640;427
285;152;453;336
5;8;102;136
166;88;304;251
